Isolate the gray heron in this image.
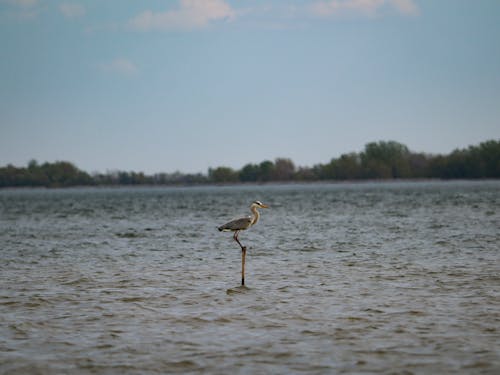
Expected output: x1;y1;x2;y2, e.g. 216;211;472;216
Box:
218;200;269;285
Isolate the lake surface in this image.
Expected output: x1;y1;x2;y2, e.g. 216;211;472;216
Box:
1;181;499;374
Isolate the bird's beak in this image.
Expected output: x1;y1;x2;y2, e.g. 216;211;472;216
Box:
261;204;269;208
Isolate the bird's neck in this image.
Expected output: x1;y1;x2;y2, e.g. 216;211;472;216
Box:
250;205;260;226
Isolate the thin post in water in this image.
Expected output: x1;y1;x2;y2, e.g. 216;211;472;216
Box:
241;246;246;286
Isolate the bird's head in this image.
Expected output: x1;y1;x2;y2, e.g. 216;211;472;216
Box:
252;200;269;208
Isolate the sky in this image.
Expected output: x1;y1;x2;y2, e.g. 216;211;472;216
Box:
1;0;499;174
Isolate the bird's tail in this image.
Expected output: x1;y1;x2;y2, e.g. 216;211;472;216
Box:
217;226;223;232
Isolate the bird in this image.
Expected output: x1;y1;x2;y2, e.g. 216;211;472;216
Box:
218;200;269;285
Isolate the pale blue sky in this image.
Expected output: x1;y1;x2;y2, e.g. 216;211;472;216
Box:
1;0;499;174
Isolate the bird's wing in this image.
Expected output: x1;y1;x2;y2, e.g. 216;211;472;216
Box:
218;216;252;231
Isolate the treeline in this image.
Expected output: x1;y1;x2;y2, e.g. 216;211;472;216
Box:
1;140;499;188
209;139;500;182
0;160;207;188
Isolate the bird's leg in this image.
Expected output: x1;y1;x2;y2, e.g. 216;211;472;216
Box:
241;246;246;286
233;230;244;251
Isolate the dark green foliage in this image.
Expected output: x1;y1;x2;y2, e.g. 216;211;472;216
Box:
361;141;411;178
273;158;296;181
426;140;500;179
239;163;260;182
0;161;92;187
258;160;274;182
1;140;499;187
208;167;239;183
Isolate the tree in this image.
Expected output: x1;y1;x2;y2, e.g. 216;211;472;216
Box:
361;141;411;178
258;160;274;182
239;163;260;182
408;153;431;178
41;161;92;187
334;153;362;180
272;158;295;181
477;140;500;177
295;166;316;181
28;159;38;171
208;167;238;183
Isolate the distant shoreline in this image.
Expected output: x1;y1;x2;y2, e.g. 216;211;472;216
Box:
2;139;499;188
1;178;499;191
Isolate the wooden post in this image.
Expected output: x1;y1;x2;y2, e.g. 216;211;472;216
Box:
241;246;246;286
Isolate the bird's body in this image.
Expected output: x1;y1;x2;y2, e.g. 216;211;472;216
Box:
218;217;253;232
218;201;269;285
218;201;265;232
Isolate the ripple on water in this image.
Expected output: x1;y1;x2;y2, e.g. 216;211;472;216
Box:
1;182;499;374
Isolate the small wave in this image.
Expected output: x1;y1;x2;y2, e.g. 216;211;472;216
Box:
226;285;251;295
300;246;324;252
120;297;145;303
8;324;29;337
61;277;92;285
115;231;145;238
162;360;198;370
363;308;384;314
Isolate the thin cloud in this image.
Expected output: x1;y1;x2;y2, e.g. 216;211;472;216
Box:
310;0;419;17
1;0;39;20
129;0;235;31
3;0;38;7
390;0;419;15
59;3;86;19
99;58;138;76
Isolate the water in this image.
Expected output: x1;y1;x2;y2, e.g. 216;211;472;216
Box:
1;181;499;374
